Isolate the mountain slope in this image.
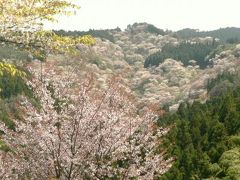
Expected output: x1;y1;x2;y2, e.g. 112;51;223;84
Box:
73;23;240;110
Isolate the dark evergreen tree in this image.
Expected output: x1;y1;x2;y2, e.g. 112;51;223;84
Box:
159;77;240;179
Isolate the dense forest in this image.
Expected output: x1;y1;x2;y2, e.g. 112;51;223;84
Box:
54;28;118;42
158;73;240;179
176;27;240;43
144;42;217;68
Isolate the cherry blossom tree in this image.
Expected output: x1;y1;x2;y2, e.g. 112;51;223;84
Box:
0;60;172;179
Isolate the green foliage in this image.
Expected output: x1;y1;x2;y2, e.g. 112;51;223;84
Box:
0;44;29;61
132;79;151;95
176;27;240;42
144;42;217;69
0;100;15;130
88;55;107;70
145;24;165;35
174;28;200;39
159;84;240;179
207;44;236;60
0;62;35;130
226;37;240;44
0;63;32;99
0;140;11;152
207;72;240;98
228;136;240;147
219;148;240;179
0;73;28;99
54;28;116;43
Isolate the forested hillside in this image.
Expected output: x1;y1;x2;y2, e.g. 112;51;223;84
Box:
54;28;117;42
1;1;240;178
159;73;240;179
176;27;240;42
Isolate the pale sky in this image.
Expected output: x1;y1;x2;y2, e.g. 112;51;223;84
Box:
45;0;240;31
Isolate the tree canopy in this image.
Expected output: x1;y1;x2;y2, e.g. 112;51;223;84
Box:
159;73;240;179
0;0;95;60
175;27;240;42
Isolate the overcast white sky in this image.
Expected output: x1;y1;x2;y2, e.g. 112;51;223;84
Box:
45;0;240;31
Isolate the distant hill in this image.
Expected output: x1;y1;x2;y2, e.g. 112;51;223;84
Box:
54;28;120;43
55;25;240;44
53;23;240;108
54;23;166;44
176;27;240;42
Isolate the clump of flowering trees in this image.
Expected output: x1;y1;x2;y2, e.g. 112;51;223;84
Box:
0;61;171;179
